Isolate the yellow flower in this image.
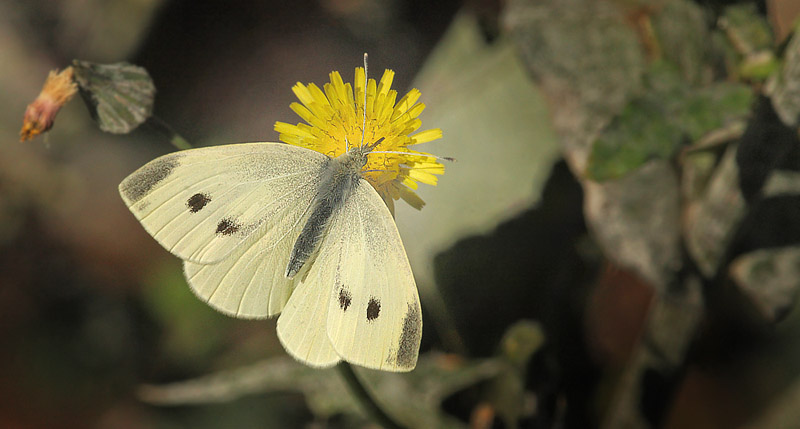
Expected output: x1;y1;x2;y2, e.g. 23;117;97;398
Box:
274;67;444;213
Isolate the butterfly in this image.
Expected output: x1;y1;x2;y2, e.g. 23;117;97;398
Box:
119;140;422;371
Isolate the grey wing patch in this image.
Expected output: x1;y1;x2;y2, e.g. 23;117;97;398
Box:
394;303;421;368
187;192;211;213
338;286;352;311
366;297;381;321
120;154;182;202
215;217;241;236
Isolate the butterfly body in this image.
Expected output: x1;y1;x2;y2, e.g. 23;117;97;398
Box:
119;142;421;371
286;147;369;279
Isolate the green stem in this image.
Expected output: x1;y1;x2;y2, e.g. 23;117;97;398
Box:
337;362;406;429
145;115;193;150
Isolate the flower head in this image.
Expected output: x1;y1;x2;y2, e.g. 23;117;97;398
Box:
20;67;78;141
275;67;443;213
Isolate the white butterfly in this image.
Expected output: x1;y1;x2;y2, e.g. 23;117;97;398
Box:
119;141;422;371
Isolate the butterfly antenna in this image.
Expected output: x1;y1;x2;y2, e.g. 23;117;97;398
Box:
361;53;368;150
368;150;456;163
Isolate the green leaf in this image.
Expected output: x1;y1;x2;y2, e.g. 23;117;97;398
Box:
584;161;682;290
503;0;645;172
652;0;712;85
585;62;683;181
763;170;800;197
398;11;561;338
718;4;777;81
678;82;753;141
586;64;753;181
71;60;155;133
769;31;800;126
487;321;545;426
499;320;544;367
730;246;800;322
586;96;683;181
684;144;747;277
721;3;774;54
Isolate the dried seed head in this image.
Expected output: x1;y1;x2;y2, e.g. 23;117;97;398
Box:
20;67;78;142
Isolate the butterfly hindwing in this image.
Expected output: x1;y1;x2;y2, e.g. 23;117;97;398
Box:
183;201;303;318
274;267;342;367
119;143;327;264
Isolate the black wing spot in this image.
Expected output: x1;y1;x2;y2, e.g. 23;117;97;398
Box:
339;288;352;311
366;297;381;321
120;155;182;202
187;193;211;213
216;218;240;235
396;303;421;368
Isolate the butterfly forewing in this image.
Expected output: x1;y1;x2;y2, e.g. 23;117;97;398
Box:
119;143;327;264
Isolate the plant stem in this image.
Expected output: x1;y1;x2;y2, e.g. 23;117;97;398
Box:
337;362;406;429
145;115;192;150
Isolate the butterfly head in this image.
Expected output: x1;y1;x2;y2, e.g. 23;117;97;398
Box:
340;142;373;176
350;147;370;168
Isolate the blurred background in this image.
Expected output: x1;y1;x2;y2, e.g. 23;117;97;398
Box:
4;0;800;428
